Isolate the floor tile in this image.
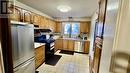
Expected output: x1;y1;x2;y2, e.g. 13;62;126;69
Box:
37;50;89;73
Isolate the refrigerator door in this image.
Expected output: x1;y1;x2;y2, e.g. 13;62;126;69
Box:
14;58;35;73
11;24;34;68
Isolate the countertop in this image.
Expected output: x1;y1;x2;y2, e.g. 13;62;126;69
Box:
53;35;61;40
59;38;90;42
34;43;45;48
52;35;90;42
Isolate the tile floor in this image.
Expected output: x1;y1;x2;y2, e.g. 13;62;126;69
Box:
36;50;89;73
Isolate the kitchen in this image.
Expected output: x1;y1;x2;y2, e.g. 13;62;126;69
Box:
8;0;93;73
1;0;130;73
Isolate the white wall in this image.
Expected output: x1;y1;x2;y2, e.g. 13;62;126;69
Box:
110;0;130;73
55;17;91;22
99;0;130;73
99;0;121;73
89;11;98;60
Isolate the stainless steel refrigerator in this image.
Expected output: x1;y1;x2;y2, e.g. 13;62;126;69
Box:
11;21;35;73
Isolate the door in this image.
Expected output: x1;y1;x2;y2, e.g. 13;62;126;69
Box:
14;58;35;73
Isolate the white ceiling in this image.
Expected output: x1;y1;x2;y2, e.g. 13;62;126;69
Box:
17;0;99;18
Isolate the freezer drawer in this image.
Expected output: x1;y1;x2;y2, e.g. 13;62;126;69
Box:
14;58;35;73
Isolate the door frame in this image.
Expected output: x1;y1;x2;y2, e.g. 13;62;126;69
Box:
0;0;13;73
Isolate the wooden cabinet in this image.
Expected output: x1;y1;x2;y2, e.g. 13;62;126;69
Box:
9;5;32;23
84;41;90;53
55;39;74;52
63;40;68;50
33;14;41;25
23;10;32;23
68;40;74;51
8;5;57;31
62;40;75;51
35;45;45;69
8;5;22;21
40;17;45;28
49;20;56;32
56;22;62;33
55;39;63;52
80;22;91;34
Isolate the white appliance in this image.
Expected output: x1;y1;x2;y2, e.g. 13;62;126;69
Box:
11;21;35;73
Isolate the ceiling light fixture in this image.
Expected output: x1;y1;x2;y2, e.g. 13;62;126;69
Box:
57;5;71;13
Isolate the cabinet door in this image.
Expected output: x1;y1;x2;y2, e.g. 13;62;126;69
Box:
35;45;45;69
55;39;63;51
84;41;90;53
68;40;74;51
63;40;68;50
80;22;90;33
9;5;21;21
56;22;62;33
23;10;31;23
51;20;56;32
40;17;45;28
33;14;40;25
43;18;48;28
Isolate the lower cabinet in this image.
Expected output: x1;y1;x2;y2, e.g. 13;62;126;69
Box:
62;40;75;51
55;39;63;52
63;40;68;50
84;41;90;53
55;39;75;52
35;45;45;69
68;40;74;51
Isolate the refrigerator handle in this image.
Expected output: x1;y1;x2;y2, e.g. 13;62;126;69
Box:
14;58;35;72
14;69;19;72
21;60;32;68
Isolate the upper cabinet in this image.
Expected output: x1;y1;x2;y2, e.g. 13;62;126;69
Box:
8;5;57;30
9;5;32;23
32;13;41;25
50;20;56;32
39;16;45;28
22;10;32;23
80;21;91;34
56;22;62;33
8;5;22;22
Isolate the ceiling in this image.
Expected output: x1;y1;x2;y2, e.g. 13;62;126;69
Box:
17;0;99;18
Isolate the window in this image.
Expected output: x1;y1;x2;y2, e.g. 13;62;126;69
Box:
63;22;80;38
64;23;71;34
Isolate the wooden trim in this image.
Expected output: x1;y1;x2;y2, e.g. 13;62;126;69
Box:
0;3;13;73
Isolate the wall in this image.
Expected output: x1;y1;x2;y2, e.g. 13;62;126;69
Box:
55;17;91;22
110;0;130;73
99;0;121;73
89;11;98;60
